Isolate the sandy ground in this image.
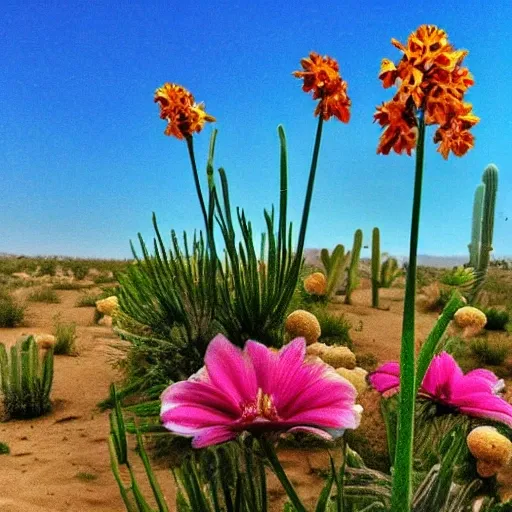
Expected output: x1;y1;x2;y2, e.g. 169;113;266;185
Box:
0;281;508;510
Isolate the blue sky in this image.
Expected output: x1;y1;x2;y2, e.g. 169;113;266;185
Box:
1;1;511;259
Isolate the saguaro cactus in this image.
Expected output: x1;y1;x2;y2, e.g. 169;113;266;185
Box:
468;184;484;268
380;257;402;288
371;227;381;308
0;336;54;419
345;229;363;304
469;164;499;303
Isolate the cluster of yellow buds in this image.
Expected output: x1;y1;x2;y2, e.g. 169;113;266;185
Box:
467;426;512;478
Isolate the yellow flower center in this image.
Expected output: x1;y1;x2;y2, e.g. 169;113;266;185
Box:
241;388;278;423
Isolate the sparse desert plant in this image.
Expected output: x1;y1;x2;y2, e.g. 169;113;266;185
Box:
93;272;115;284
441;266;475;287
470;338;508;366
53;317;77;355
418;282;453;312
28;287;60;303
37;259;57;277
75;292;105;307
482;307;510;331
311;307;352;348
52;281;84;290
441;336;469;360
0;292;25;327
70;263;89;280
0;442;9;455
0;336;54;419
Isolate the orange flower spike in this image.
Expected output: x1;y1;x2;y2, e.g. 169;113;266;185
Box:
379;59;398;88
294;52;351;122
154;83;215;140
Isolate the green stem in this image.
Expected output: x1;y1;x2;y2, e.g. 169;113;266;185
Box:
390;111;426;512
259;437;307;512
186;136;209;232
295;116;324;261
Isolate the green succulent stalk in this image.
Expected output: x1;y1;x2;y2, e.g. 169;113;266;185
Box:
468;184;484;268
321;244;351;299
380;257;401;288
0;336;54;420
371;227;381;308
345;229;362;305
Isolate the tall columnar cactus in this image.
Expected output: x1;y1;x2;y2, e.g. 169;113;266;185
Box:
371;227;381;308
320;244;351;299
345;229;363;305
0;336;54;419
468;184;484;268
469;164;499;303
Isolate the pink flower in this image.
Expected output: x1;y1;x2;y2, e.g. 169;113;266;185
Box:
369;352;512;427
160;334;362;448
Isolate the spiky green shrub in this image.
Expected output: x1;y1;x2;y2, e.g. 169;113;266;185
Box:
0;291;25;327
441;266;475;287
0;442;9;455
38;259;57;277
470;338;508;366
483;307;510;331
70;262;89;280
28;287;60;303
310;307;352;348
0;336;54;419
53;319;77;355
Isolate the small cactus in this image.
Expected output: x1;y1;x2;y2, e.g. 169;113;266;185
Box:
380;257;402;288
469;164;499;303
0;336;54;419
371;228;381;308
468;184;484;268
345;229;362;305
320;244;351;299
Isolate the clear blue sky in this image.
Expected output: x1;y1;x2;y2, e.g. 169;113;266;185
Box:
1;1;510;259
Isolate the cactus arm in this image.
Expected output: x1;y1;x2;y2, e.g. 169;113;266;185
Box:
326;248;351;298
371;227;381;308
0;344;8;394
320;248;331;275
345;229;362;305
468;184;485;268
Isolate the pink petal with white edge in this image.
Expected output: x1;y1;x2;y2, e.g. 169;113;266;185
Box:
455;393;512;428
287;426;335;440
191;426;238;448
204;334;258;405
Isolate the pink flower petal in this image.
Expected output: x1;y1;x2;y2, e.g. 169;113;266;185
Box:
421;352;464;399
369;361;400;394
455;393;512;428
191;426;238;448
287;426;335;440
204;334;258;405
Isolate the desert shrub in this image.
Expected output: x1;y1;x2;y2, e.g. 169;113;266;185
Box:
469;338;508;366
52;281;83;290
482;307;510;331
93;272;115;284
442;336;468;360
70;263;89;280
75;291;106;307
440;266;475;287
28;287;60;303
0;442;9;455
416;266;443;288
53;318;77;355
356;352;379;372
418;282;453;312
0;336;54;419
38;259;57;277
0;259;19;276
0;292;25;327
313;307;352;348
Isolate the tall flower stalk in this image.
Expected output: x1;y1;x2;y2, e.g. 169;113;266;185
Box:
153;51;351;347
374;25;478;511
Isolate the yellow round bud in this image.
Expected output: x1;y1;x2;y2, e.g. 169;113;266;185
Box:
320;346;356;369
454;306;487;330
285;310;321;345
96;296;119;316
306;342;329;357
335;367;368;395
303;272;327;296
467;426;512;467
